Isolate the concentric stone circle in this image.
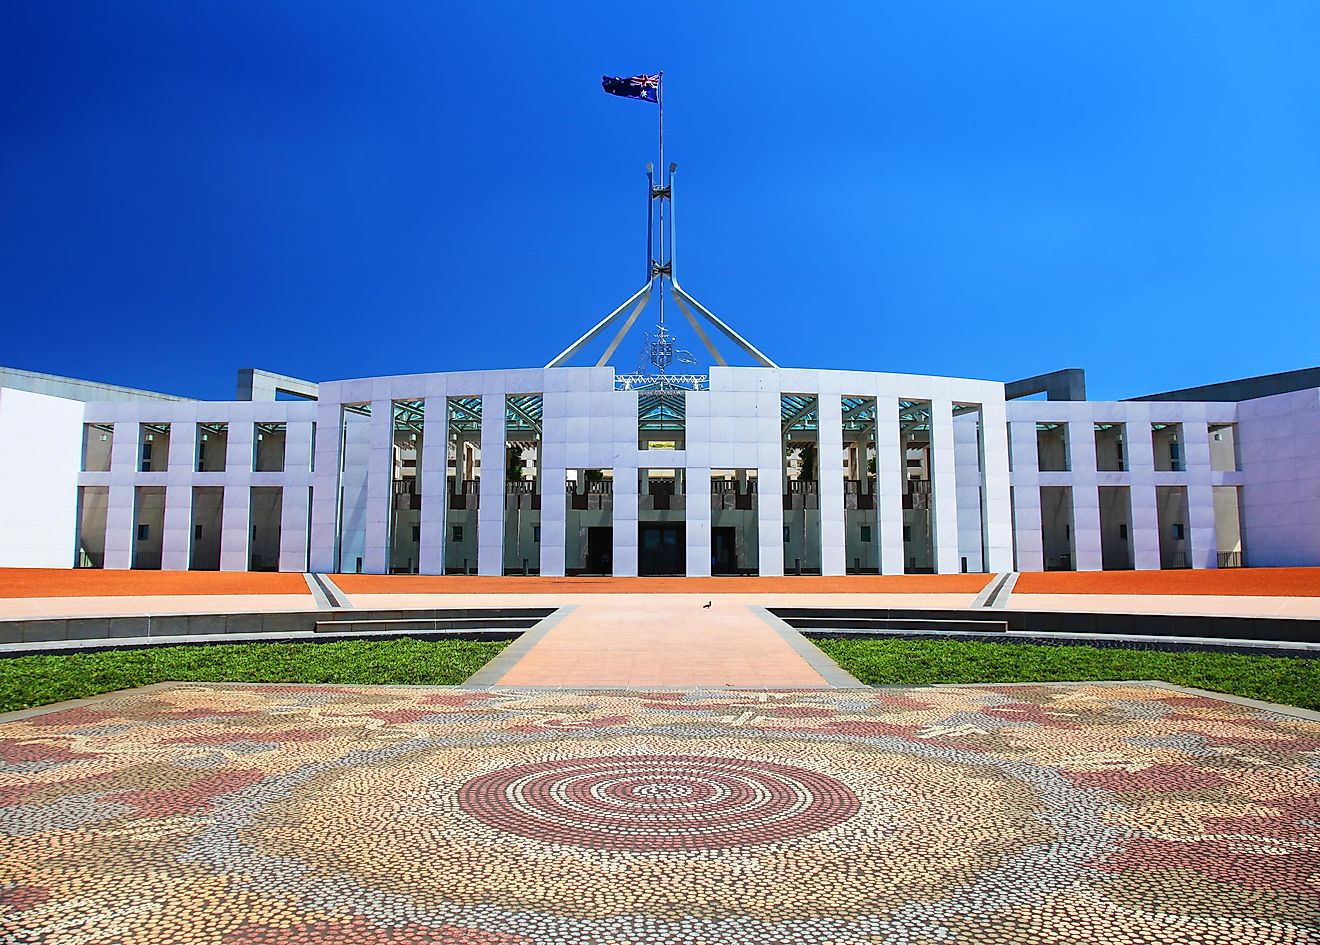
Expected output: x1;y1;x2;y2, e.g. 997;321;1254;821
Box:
456;753;861;850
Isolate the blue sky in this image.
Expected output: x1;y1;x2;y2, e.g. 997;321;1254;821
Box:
3;3;1318;400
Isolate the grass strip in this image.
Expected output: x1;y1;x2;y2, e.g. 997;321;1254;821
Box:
814;637;1320;712
0;638;508;713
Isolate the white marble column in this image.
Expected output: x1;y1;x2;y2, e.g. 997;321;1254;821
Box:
477;392;506;576
979;398;1014;572
930;399;961;574
160;423;196;570
309;402;344;573
1067;418;1103;571
1008;420;1043;571
1126;417;1161;569
1183;419;1218;569
219;417;254;571
876;396;905;574
361;399;394;574
817;393;846;576
418;396;449;575
685;465;712;577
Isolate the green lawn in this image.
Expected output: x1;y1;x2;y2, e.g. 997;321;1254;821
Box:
814;637;1320;711
0;638;508;713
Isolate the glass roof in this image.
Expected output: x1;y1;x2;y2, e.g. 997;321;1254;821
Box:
639;393;685;431
447;396;482;434
506;394;543;435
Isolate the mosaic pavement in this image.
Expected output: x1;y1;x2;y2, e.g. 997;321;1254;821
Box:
1;683;1318;944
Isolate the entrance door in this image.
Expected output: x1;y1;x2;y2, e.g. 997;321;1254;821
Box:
586;526;613;575
639;524;686;576
712;526;737;575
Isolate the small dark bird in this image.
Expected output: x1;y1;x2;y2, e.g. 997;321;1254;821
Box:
703;601;712;609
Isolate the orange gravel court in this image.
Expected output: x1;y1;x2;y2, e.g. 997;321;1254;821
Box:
4;566;1320;598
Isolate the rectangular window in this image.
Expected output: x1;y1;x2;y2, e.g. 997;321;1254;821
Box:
1173;523;1185;540
139;442;153;472
903;525;912;542
452;525;464;542
412;525;421;542
194;523;204;540
859;525;872;543
533;525;541;542
1119;523;1128;540
137;524;150;541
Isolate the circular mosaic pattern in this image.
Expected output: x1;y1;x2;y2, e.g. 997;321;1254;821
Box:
456;754;861;850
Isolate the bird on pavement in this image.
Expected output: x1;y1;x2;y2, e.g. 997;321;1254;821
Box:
703;601;712;609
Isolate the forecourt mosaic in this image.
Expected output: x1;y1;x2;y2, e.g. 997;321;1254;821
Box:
1;683;1318;944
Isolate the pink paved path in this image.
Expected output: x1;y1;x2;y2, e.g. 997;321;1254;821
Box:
492;597;830;688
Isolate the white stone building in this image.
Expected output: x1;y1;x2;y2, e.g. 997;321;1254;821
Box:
1;360;1316;576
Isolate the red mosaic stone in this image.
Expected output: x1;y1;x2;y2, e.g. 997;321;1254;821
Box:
457;754;860;851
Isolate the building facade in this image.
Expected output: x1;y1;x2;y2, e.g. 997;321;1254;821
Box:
1;362;1317;576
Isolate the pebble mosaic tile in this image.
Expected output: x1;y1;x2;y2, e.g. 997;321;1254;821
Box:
1;682;1317;943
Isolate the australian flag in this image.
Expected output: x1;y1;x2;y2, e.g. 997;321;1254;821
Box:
601;73;660;103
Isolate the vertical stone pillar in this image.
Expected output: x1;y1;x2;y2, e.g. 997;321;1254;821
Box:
876;396;906;574
1008;420;1043;572
361;399;394;575
1067;417;1102;571
219;417;254;571
1183;419;1217;569
930;399;961;573
478;392;506;576
418;396;448;575
160;423;196;570
817;393;846;576
309;401;343;573
1126;417;1161;570
685;465;712;577
103;422;140;569
979;398;1014;572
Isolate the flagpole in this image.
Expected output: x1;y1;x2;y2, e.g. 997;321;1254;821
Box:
657;71;665;325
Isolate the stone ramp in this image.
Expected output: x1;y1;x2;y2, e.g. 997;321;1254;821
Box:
480;596;850;688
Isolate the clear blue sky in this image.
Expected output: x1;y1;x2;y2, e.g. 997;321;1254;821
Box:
3;3;1318;400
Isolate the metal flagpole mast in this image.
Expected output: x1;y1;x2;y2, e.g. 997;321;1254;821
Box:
656;72;664;325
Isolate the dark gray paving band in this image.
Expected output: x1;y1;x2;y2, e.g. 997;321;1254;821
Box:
751;606;866;688
986;572;1019;608
312;573;352;609
466;606;575;687
303;573;335;609
970;572;1011;608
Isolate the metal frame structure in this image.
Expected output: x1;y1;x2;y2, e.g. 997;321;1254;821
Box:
547;76;777;379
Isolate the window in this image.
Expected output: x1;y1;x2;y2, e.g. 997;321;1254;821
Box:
1119;523;1128;540
1173;523;1185;540
859;525;872;543
139;442;153;472
194;523;204;540
783;526;790;542
452;525;464;542
412;525;421;542
137;524;150;541
533;526;541;542
903;525;912;542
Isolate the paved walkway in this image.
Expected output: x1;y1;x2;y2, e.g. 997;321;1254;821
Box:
479;597;844;688
3;681;1317;944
